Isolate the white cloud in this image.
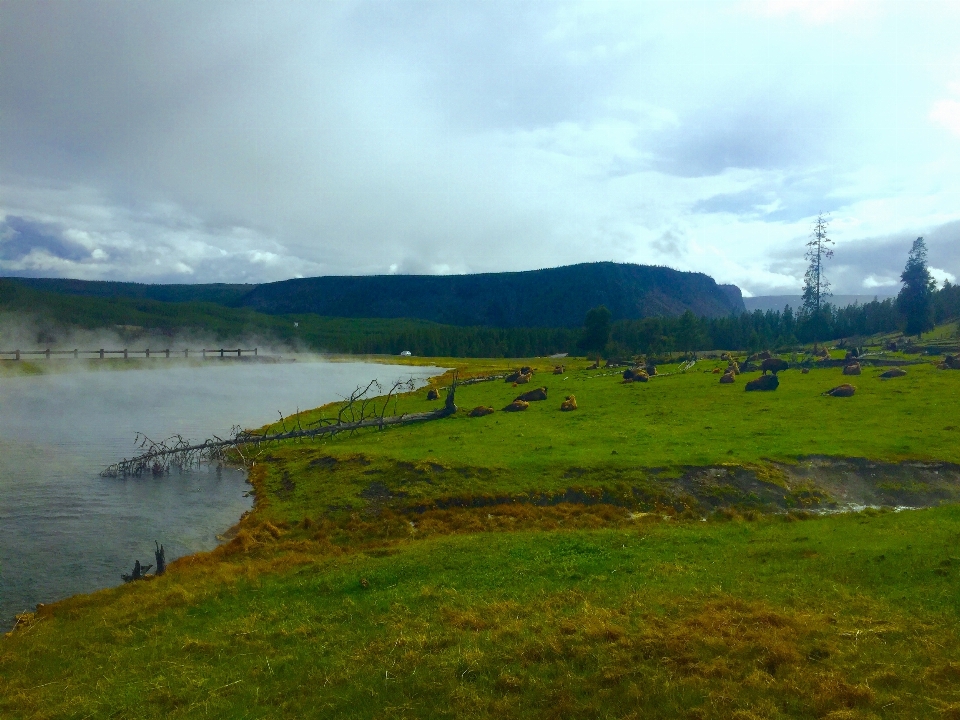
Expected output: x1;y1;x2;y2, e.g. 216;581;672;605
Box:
930;99;960;137
1;1;958;295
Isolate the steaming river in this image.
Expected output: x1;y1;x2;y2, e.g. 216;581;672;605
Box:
0;359;443;628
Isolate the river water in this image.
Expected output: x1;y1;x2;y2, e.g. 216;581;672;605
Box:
0;359;442;628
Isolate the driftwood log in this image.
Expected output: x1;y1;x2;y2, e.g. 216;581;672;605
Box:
103;375;458;477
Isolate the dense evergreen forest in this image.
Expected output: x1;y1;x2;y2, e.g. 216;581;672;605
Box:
1;278;958;358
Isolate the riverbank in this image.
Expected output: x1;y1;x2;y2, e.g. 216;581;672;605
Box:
0;359;444;633
3;355;960;718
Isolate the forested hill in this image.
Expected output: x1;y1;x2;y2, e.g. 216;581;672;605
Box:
240;263;744;327
5;277;254;306
3;263;745;328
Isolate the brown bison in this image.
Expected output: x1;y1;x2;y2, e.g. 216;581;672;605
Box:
944;355;960;370
553;365;564;374
515;373;532;385
801;367;810;374
515;387;547;402
560;395;577;411
842;363;861;376
468;406;495;417
502;400;529;412
426;389;440;400
745;374;779;392
719;372;735;384
880;367;907;379
824;384;856;397
761;358;789;375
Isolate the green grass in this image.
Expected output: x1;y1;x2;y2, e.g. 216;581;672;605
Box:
4;507;960;718
250;358;960;521
4;355;960;719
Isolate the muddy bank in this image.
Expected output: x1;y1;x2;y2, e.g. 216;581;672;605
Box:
345;456;960;517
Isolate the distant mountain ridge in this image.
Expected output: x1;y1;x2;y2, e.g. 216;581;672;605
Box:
743;294;897;313
235;263;744;327
4;262;745;328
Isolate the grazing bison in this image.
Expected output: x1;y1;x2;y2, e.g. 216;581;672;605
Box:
502;400;529;412
719;372;735;384
880;367;907;379
745;374;779;392
761;358;789;375
842;363;861;376
426;389;440;400
560;395;577;411
516;387;547;402
824;384;856;397
468;406;495;417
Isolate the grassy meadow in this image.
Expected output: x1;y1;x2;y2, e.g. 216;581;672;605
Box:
3;353;960;719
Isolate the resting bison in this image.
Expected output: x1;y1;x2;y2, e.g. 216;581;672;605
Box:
502;400;529;412
516;387;547;402
761;358;789;376
719;372;735;384
745;374;779;392
560;395;577;411
944;355;960;370
880;367;907;379
824;384;856;397
553;365;565;374
426;389;440;400
623;368;649;381
468;406;495;417
842;363;861;376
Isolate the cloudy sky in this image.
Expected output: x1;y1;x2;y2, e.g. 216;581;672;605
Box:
1;0;958;295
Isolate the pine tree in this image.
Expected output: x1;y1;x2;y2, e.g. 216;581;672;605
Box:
897;237;936;338
801;213;834;347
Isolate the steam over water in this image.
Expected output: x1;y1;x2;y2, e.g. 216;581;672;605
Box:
0;359;443;628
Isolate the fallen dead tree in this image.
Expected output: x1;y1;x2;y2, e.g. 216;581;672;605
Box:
102;375;458;477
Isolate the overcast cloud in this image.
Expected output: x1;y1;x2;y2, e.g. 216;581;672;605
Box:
1;0;959;294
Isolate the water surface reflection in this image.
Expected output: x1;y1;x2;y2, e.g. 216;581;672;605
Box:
0;359;442;626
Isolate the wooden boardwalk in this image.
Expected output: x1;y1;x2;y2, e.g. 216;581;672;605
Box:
0;348;259;361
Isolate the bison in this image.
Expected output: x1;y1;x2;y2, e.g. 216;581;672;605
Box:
468;406;495;417
719;372;735;384
761;358;789;376
745;374;779;392
880;367;907;379
515;387;547;402
842;363;861;376
502;400;529;412
824;384;856;397
560;395;577;411
426;389;440;400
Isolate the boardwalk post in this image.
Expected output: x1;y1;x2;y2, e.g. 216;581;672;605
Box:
123;349;128;359
220;348;224;358
45;349;51;360
255;347;258;357
184;349;189;358
202;349;206;358
145;348;150;358
237;348;241;357
73;349;78;359
99;349;104;359
15;349;20;361
165;349;170;358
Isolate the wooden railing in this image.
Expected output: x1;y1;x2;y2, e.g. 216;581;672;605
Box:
0;348;258;361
